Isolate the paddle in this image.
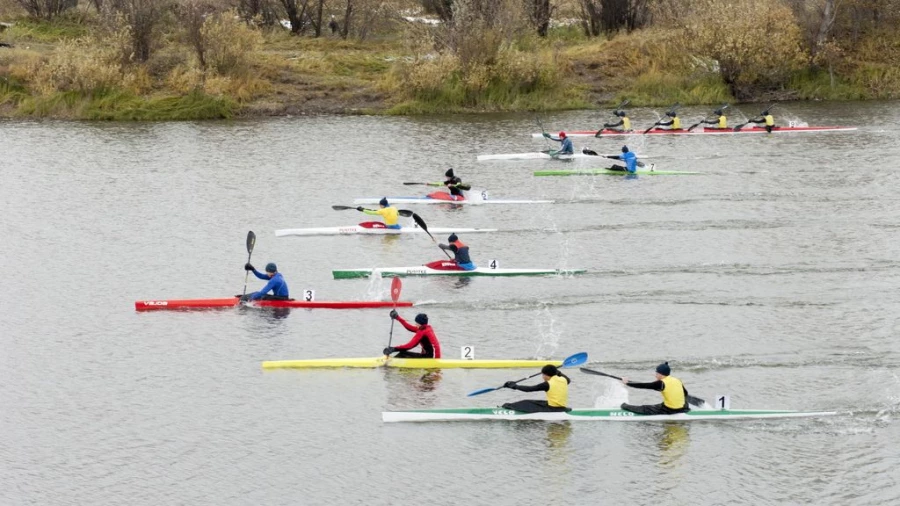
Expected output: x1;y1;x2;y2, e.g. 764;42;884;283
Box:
332;204;413;217
466;352;589;397
411;213;453;259
402;182;440;187
597;99;630;137
734;104;773;132
240;231;256;300
643;102;680;134
384;277;402;356
687;103;729;132
579;367;707;407
536;116;552;149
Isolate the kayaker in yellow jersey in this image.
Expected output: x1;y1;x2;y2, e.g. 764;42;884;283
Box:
701;108;728;129
656;110;681;130
501;364;572;413
357;197;400;229
620;361;690;415
602;109;632;133
749;108;775;133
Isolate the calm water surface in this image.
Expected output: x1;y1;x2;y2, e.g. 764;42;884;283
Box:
2;102;899;505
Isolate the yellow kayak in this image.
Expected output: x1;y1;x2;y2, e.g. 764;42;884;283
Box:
262;357;564;369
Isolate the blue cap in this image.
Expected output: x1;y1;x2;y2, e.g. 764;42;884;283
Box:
379;197;388;207
265;263;277;273
415;313;428;325
656;362;671;376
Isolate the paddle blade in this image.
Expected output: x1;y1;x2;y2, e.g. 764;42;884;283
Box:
246;231;256;254
402;182;426;186
390;277;402;303
412;213;429;233
466;387;499;397
332;205;356;211
398;210;414;217
560;352;588;368
687;395;707;408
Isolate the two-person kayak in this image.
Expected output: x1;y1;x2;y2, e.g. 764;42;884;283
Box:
262;357;565;369
381;407;838;422
477;149;652;161
530;125;857;138
135;297;414;311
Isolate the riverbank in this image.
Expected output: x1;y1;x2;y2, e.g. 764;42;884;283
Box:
1;12;897;120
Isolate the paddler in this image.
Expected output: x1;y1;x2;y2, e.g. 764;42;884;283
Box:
603;109;631;133
657;110;681;130
357;197;400;229
620;361;690;415
242;262;290;301
501;364;572;413
700;108;728;129
439;233;476;270
543;131;574;156
605;145;638;173
436;169;471;199
748;108;775;133
384;310;442;358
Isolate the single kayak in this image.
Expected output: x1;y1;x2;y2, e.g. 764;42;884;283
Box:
262;357;564;369
355;190;552;205
333;263;586;279
534;167;701;176
275;225;497;237
531;125;857;138
477;150;651;161
135;297;414;311
382;407;838;423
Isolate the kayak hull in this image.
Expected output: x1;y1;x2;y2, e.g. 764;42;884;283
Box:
262;357;564;369
275;226;497;237
332;267;587;279
531;126;857;138
354;197;553;205
135;297;414;311
477;152;649;161
535;169;701;176
382;407;838;422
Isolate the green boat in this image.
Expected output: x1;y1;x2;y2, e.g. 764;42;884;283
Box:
534;168;702;176
382;407;838;423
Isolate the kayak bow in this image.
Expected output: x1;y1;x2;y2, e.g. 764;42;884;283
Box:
534;168;701;176
353;197;554;205
262;357;565;369
382;407;838;422
135;297;414;311
477;151;651;161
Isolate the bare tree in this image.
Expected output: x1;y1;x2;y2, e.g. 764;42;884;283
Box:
421;0;453;22
312;0;324;37
106;0;166;63
238;0;278;25
15;0;78;19
278;0;310;34
339;0;352;38
578;0;602;36
180;0;212;69
525;0;552;37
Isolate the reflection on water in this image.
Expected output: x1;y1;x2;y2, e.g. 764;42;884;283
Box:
545;421;573;454
656;423;690;468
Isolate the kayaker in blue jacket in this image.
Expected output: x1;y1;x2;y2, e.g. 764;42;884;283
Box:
605;145;638;173
242;262;289;301
439;233;476;270
543;131;574;157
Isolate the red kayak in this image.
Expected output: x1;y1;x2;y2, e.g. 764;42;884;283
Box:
532;125;856;137
135;297;415;311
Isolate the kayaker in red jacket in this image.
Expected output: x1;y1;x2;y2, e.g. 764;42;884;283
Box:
384;310;441;358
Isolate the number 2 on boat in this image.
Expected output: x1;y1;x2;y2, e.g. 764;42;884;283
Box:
460;346;475;360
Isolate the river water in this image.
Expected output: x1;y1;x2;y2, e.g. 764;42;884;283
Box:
2;101;899;505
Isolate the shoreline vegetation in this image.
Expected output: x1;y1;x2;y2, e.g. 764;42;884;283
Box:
0;0;898;121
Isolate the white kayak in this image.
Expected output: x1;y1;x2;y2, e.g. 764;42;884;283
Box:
333;264;586;279
477;150;651;161
382;407;839;423
275;225;497;237
354;191;552;205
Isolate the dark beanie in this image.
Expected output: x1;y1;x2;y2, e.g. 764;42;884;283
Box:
541;364;559;376
656;362;671;376
445;168;454;178
414;313;428;325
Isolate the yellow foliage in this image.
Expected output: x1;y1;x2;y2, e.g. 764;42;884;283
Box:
201;11;263;75
27;37;126;95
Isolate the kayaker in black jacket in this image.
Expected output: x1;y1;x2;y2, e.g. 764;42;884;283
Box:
501;364;572;413
620;362;690;415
